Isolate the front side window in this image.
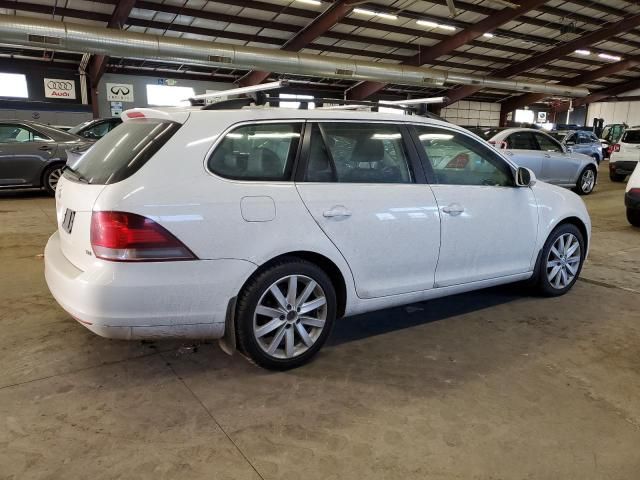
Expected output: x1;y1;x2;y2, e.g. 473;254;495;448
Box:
621;130;640;144
506;131;537;150
82;121;111;140
0;124;48;143
208;123;302;181
415;126;513;187
305;123;413;183
534;132;563;152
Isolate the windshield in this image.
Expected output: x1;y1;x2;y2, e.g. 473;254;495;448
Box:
68;120;93;134
65;119;180;184
621;130;640;144
550;132;569;142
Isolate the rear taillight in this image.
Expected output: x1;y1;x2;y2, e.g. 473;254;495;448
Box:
629;188;640;198
609;144;621;153
90;211;196;262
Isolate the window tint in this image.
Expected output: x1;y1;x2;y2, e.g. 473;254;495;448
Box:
82;121;111;139
577;132;591;144
305;123;413;183
208;123;301;181
534;132;563;152
415;126;513;187
621;130;640;144
66;119;179;185
506;131;537;150
0;125;48;143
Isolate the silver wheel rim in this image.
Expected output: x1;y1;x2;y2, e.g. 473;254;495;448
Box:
581;169;595;193
253;274;327;359
546;233;581;289
48;167;62;191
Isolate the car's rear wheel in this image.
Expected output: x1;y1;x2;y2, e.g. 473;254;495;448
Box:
236;258;336;370
536;224;585;297
627;208;640;227
42;164;64;196
609;171;626;182
575;166;596;195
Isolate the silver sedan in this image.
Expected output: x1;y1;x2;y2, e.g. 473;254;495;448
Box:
475;127;599;195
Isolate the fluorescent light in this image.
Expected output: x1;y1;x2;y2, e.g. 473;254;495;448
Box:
416;19;455;30
483;32;495;38
372;133;402;139
296;0;321;5
598;53;621;61
0;73;28;98
353;8;397;20
575;49;591;55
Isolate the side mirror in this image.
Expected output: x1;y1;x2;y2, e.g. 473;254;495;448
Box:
515;167;536;187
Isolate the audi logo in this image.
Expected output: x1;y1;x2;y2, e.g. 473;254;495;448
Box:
47;80;73;90
110;86;130;95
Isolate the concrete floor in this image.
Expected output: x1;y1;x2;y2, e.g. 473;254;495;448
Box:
1;163;639;479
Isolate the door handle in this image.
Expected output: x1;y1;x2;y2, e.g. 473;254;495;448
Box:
323;206;352;218
442;204;464;216
544;153;551;158
39;145;52;151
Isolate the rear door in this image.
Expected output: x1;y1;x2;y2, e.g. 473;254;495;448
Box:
0;123;56;186
413;125;538;287
502;131;545;179
534;131;580;184
296;121;441;299
616;130;640;162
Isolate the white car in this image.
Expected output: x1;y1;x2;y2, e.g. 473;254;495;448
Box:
625;163;640;227
45;106;591;369
478;128;599;195
610;127;640;182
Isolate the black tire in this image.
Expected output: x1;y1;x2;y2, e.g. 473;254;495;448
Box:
536;223;585;297
42;164;64;196
627;208;640;227
574;166;596;195
609;172;626;182
236;257;336;370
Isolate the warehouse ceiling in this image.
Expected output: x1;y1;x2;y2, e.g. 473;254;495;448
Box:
1;0;640;107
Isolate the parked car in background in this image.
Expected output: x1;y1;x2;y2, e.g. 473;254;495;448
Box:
477;128;598;195
0;120;91;195
600;123;627;159
45;107;591;370
52;125;72;132
626;163;640;227
609;127;640;182
68;117;122;140
550;130;603;164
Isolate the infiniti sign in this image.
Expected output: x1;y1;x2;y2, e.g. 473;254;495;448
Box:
106;83;134;102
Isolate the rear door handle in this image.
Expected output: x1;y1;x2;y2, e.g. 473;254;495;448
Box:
323;206;352;218
39;145;52;151
442;204;464;216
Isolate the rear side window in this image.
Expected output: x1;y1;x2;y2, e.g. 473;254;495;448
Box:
622;130;640;144
66;119;179;185
506;131;537;150
305;123;413;183
208;123;302;181
534;132;563;152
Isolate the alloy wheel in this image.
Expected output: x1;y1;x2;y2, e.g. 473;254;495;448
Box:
581;169;595;193
253;274;327;359
546;233;581;289
48;167;63;192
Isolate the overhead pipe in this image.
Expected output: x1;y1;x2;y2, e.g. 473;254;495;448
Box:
0;15;590;98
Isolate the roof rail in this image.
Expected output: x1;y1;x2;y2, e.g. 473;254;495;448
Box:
188;80;289;106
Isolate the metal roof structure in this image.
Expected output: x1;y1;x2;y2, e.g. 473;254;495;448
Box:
1;0;639;109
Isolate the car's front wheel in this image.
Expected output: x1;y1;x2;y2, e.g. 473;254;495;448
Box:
42;164;63;196
575;166;596;195
536;224;585;296
627;208;640;227
236;258;336;370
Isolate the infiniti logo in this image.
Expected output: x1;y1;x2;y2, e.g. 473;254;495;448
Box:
110;85;130;95
47;80;73;90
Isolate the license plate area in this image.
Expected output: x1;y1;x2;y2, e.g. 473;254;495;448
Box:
62;208;76;234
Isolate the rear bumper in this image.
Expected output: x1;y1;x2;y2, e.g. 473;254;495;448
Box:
610;160;638;176
625;191;640;210
44;231;256;340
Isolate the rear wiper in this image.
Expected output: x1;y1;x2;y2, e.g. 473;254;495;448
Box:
62;165;90;184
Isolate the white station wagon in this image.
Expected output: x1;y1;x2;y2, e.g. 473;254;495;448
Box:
45;105;591;369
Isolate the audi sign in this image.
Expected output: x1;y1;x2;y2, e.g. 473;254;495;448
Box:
44;78;76;99
106;83;134;102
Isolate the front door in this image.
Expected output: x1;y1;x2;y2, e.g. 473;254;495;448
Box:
0;123;55;186
533;132;578;184
502;130;546;180
412;125;539;287
296;122;441;299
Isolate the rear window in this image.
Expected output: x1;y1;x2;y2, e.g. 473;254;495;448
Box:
622;130;640;144
65;119;179;184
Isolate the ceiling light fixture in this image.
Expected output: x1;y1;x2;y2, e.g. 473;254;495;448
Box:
574;49;591;55
416;20;456;31
295;0;321;5
483;32;495;38
353;8;398;20
598;53;621;61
